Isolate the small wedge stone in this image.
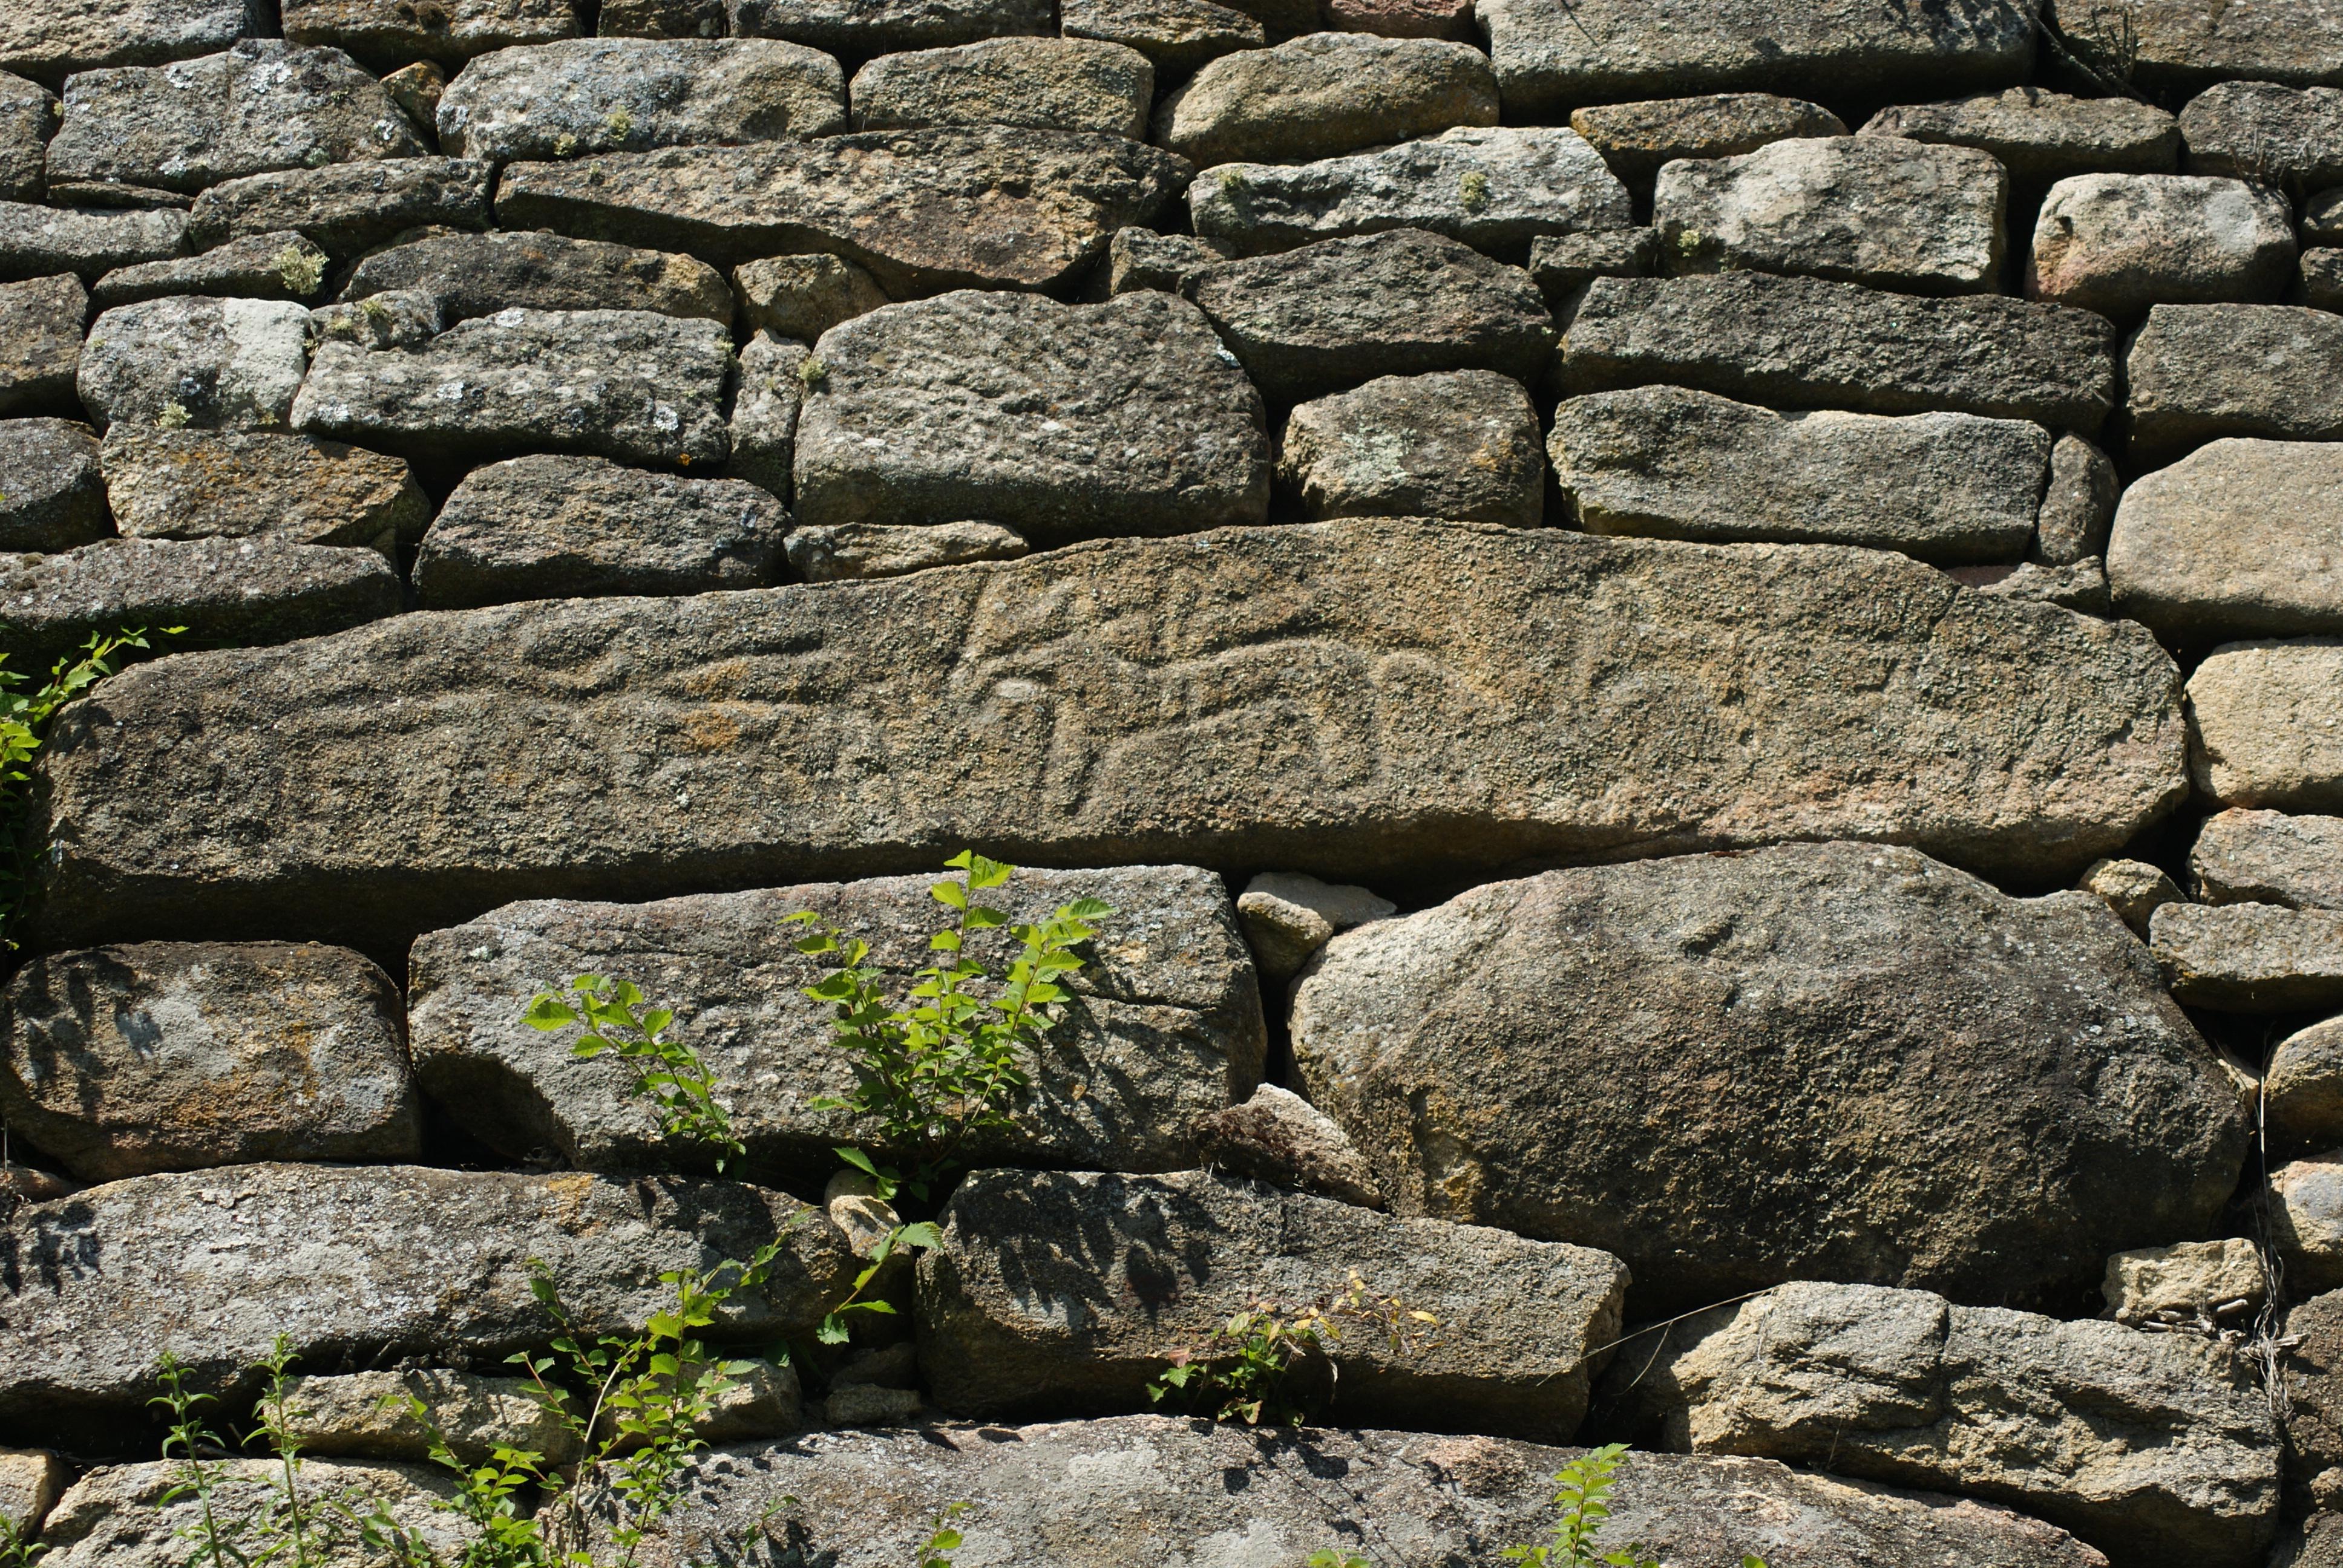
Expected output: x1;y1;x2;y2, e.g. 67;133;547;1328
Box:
1278;369;1542;528
1235;869;1395;979
732;253;885;340
2103;1238;2267;1326
726;0;1050;55
2077;856;2184;935
2034;432;2118;564
2269;1015;2343;1154
726;330;805;499
1059;0;1261;74
100;424;428;548
1570;93;1847;186
849;38;1153;139
2271;1154;2343;1293
1526;227;1656;309
784;519;1027;581
0;1449;65;1539
1193;1082;1385;1206
1153;33;1496;168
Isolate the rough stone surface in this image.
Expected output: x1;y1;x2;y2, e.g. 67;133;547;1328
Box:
27;520;2192;953
406;864;1266;1183
1059;0;1262;75
309;287;449;350
784;519;1028;581
2151;900;2343;1011
281;0;583;71
2303;246;2343;310
631;1415;2116;1566
1559;273;2120;433
1277;369;1542;528
1290;843;2246;1315
91;230;327;310
600;0;728;38
0;273;84;418
2272;1155;2343;1293
726;0;1052;56
1190;126;1630;259
1864;88;2181;183
1553;386;2048;566
1154;34;1497;168
1235;870;1395;982
2181;80;2343;189
2029;174;2296;318
2078;857;2185;935
1326;0;1472;41
284;1369;582;1465
437;38;846;162
345;229;728;327
40;1460;473;1567
0;535;399;670
0;1447;64;1537
2103;1240;2267;1326
100;425;428;548
46;42;427;198
0;0;260;90
793;290;1267;541
1600;1279;2279;1568
2036;433;2119;565
0;418;106;554
0;203;183;283
185;158;495;259
2281;1288;2343;1517
850;39;1152;139
1653;136;2007;296
2187;639;2343;811
0;1164;851;1443
495;128;1189;292
415;454;786;608
2127;0;2343;93
732;253;885;341
919;1167;1627;1439
2273;1017;2343;1161
381;60;447;130
725;329;804;498
1477;0;2037;122
79;295;310;434
2124;305;2343;465
1527;227;1656;308
1956;556;2115;614
1188;227;1553;403
0;941;417;1183
2108;439;2343;640
292;307;731;466
1569;94;1846;187
1193;1082;1386;1207
1104;224;1233;295
2192;808;2343;909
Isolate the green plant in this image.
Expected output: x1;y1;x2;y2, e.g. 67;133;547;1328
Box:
1308;1550;1368;1568
152;1353;249;1568
272;243;326;296
796;354;827;390
603;108;635;140
912;1502;969;1568
524;975;742;1172
814;1207;942;1345
1147;1274;1440;1427
249;1334;323;1566
0;1517;45;1567
1504;1444;1766;1568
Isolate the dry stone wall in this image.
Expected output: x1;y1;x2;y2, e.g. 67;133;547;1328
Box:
4;2;2343;1564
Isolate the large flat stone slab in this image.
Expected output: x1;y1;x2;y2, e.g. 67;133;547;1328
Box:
99;425;428;548
726;0;1052;56
407;864;1263;1183
1289;843;2246;1315
1862;87;2180;182
184;158;495;260
0;0;258;89
0;203;184;284
0;1163;851;1449
1153;33;1495;167
2187;639;2343;811
918;1168;1625;1439
848;38;1155;139
792;289;1268;540
1558;272;2119;433
493;127;1190;292
2124;304;2343;465
42;1460;472;1567
26;520;2188;953
2180;80;2343;189
281;0;581;71
341;228;730;326
2129;0;2343;94
2109;439;2343;640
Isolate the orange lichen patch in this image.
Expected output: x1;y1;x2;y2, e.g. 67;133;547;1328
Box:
677;707;744;753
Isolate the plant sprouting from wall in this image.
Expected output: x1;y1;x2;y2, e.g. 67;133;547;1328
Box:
1147;1273;1441;1428
524;975;743;1172
1503;1443;1767;1568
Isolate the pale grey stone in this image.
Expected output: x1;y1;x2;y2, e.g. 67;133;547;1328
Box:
2079;856;2185;935
2152;900;2343;1011
77;295;311;431
307;287;445;350
2029;174;2296;318
1236;869;1397;980
2108;438;2343;640
732;253;885;341
849;38;1153;139
725;329;805;500
344;228;731;327
784;519;1028;581
2187;638;2343;811
2103;1240;2267;1327
2269;1015;2343;1155
185;158;495;260
1193;1081;1385;1206
0;418;106;553
2125;305;2343;466
283;1370;582;1466
282;0;582;71
1553;385;2048;565
0;201;183;283
2181;80;2343;189
0;0;260;90
1570;93;1847;186
2192;808;2343;909
2034;431;2118;565
1059;0;1262;76
917;1167;1627;1439
1277;369;1542;528
1864;87;2181;182
1290;844;2244;1313
1153;33;1497;168
40;1460;474;1568
91;230;328;309
0;272;85;418
2272;1154;2343;1293
436;38;846;162
727;0;1050;54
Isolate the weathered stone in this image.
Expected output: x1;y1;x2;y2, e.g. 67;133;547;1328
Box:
919;1167;1626;1438
732;253;883;341
1527;226;1656;311
2152;900;2343;1011
0;1448;64;1538
1235;870;1395;982
2036;431;2118;565
2305;247;2343;310
1290;843;2244;1314
344;229;729;327
381;60;447;132
1190;126;1630;260
2272;1512;2343;1566
47;42;427;199
2078;857;2185;935
285;1370;582;1466
101;425;427;549
185;158;495;259
850;39;1152;139
1154;34;1497;169
784;519;1027;580
1654;136;2007;296
2272;1017;2343;1157
2272;1155;2343;1292
1951;556;2114;612
601;0;729;38
437;38;845;163
39;181;193;210
2029;174;2296;318
1059;0;1262;75
41;1460;473;1568
1554;385;2046;565
1277;368;1541;528
283;0;582;71
1103;225;1232;295
0;76;54;205
292;307;731;466
660;1358;799;1443
0;419;106;553
0;940;416;1183
1327;0;1472;41
824;1383;922;1424
1863;88;2180;183
2126;0;2343;93
1478;0;2036;122
793;290;1267;540
1570;94;1847;187
2281;1289;2343;1516
2181;80;2343;189
727;0;1049;54
310;287;447;350
726;329;804;499
77;295;310;432
407;864;1265;1183
1189;228;1553;404
495;128;1189;292
0;273;84;417
1559;272;2119;433
27;520;2191;953
0;1163;852;1444
0;536;399;669
0;201;183;283
2189;640;2343;811
0;0;258;90
2103;1239;2267;1327
2109;440;2343;640
2192;808;2343;910
1194;1081;1385;1207
91;230;328;309
415;454;786;609
1601;1279;2279;1568
2125;305;2343;465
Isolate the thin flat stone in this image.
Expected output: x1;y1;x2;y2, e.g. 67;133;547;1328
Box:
2152;900;2343;1011
2124;304;2343;465
0;0;260;90
0;203;184;283
184;158;495;260
1863;88;2180;182
2192;808;2343;910
1571;93;1847;186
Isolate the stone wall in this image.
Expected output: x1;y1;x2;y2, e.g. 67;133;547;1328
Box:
2;1;2343;1564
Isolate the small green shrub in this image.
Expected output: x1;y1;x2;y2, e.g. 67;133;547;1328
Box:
913;1501;970;1568
0;1518;44;1567
1504;1444;1767;1568
603;108;635;141
524;975;742;1171
797;354;827;390
272;243;326;296
1308;1551;1368;1568
1147;1273;1440;1428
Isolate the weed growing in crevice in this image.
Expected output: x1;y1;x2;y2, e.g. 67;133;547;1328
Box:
1147;1273;1441;1427
525;975;743;1171
273;243;327;296
1504;1443;1766;1568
